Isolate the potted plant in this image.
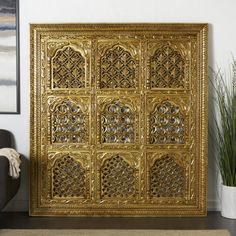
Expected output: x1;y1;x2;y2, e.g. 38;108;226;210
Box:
211;59;236;219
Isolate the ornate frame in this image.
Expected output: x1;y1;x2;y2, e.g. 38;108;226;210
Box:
30;24;208;216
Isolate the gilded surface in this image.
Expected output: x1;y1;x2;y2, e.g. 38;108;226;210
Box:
149;154;184;198
101;155;136;198
51;100;88;143
149;100;185;144
101;101;135;143
150;45;185;88
52;155;86;198
52;46;86;88
99;45;136;88
30;24;208;216
146;41;190;90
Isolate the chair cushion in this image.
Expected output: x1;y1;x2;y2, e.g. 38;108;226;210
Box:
0;156;20;210
0;130;20;210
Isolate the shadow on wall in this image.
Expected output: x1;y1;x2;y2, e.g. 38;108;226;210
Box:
208;23;221;211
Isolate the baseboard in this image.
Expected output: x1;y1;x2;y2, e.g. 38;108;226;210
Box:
3;199;220;212
207;199;221;211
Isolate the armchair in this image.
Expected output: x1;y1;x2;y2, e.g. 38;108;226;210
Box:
0;129;20;210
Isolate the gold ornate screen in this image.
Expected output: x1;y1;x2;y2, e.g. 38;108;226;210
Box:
30;24;208;216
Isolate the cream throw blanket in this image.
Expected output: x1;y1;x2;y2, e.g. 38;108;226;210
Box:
0;148;21;179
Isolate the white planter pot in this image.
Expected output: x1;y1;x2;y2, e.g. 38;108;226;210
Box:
221;184;236;219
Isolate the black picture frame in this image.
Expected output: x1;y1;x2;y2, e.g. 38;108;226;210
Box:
0;0;20;114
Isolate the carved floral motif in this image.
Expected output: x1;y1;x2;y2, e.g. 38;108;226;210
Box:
101;101;135;143
99;45;136;89
149;100;185;144
150;155;185;198
150;45;185;88
52;155;86;198
101;155;136;198
51;100;88;143
52;46;85;88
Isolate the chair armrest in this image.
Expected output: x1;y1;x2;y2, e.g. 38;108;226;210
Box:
0;156;21;210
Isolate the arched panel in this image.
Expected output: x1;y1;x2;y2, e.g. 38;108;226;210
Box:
149;101;185;144
101;101;135;143
99;45;136;88
101;155;135;198
52;46;85;88
150;45;185;88
52;155;86;198
149;155;185;198
51;100;87;143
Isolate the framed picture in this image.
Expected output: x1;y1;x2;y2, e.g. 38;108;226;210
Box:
0;0;20;114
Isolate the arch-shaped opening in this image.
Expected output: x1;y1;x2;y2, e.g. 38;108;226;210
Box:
101;101;135;143
52;155;86;198
51;100;87;143
52;46;85;88
150;45;185;88
100;45;136;88
150;155;185;198
149;100;185;144
101;155;135;198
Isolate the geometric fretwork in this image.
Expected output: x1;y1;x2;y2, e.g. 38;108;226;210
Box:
150;45;185;88
100;45;136;89
101;101;135;143
101;155;136;198
52;46;85;88
149;101;185;144
51;100;87;143
52;155;86;198
150;155;185;198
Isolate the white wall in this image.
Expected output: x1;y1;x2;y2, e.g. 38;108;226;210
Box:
2;0;236;211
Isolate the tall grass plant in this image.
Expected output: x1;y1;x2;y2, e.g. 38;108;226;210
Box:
211;59;236;186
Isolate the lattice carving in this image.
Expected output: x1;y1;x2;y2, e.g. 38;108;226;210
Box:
149;155;184;198
52;155;86;197
101;155;135;198
52;46;85;88
150;45;185;88
101;101;134;143
51;100;87;143
149;101;185;144
99;45;136;88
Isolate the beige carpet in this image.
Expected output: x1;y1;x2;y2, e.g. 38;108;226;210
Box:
0;230;231;236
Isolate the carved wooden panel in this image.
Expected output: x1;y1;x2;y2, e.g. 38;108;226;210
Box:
52;46;86;89
30;24;208;216
149;45;185;88
52;155;86;198
148;100;186;144
99;45;137;89
101;155;136;198
149;154;185;198
101;101;135;144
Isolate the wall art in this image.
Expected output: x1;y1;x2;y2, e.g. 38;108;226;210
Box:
0;0;19;114
30;24;208;216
